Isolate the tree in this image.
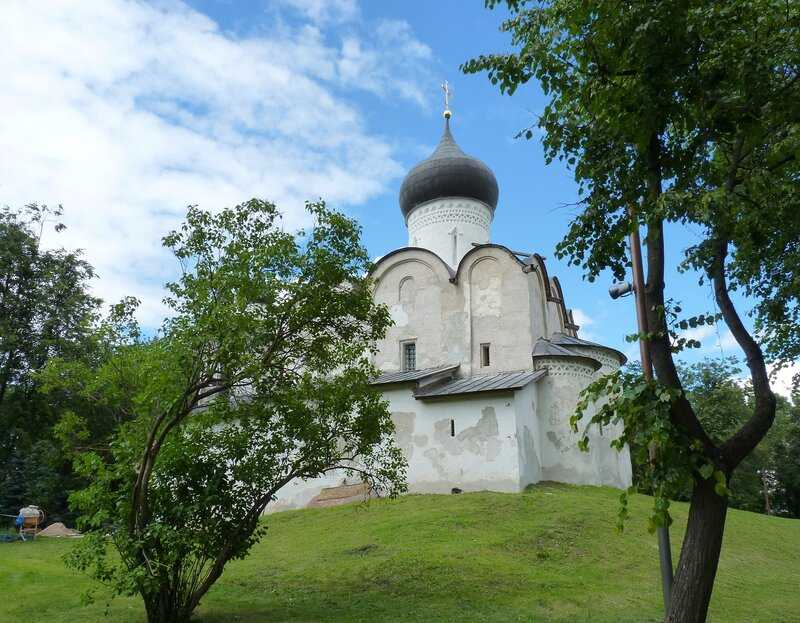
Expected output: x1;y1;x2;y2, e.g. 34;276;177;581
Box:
465;2;799;621
45;199;405;623
626;358;799;518
0;204;100;518
770;396;800;517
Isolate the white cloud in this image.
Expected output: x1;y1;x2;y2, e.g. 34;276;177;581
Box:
769;361;800;401
337;20;433;107
679;324;716;345
681;326;798;400
678;324;740;356
276;0;359;24
0;1;434;326
683;326;745;357
571;308;597;340
714;329;740;351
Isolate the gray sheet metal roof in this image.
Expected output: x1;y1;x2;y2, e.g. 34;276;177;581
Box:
532;340;577;357
532;338;603;371
371;364;459;385
549;332;628;364
414;369;546;399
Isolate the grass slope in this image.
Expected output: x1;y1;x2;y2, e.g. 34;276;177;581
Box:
2;484;798;622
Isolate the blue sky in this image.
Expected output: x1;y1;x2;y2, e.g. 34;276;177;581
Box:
3;0;792;392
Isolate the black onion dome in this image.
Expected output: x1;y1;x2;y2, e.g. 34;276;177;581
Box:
399;119;499;218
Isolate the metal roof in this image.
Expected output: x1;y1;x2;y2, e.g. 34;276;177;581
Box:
549;332;628;364
532;338;603;371
398;118;498;217
533;337;603;372
371;364;459;386
532;340;577;358
414;369;546;399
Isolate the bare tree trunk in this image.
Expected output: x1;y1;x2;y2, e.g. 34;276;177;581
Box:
761;471;772;515
0;353;16;406
665;477;728;623
143;588;193;623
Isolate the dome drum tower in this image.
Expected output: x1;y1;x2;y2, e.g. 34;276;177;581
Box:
398;116;499;268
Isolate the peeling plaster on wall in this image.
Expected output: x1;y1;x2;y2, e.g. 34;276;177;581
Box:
546;431;564;451
470;258;502;318
384;388;524;493
389;304;408;327
459;407;501;459
547;344;632;489
442;310;469;366
430;407;503;461
464;248;536;375
423;447;449;479
373;247;538;377
373;254;447;372
392;411;417;459
433;418;464;455
413;434;429;447
533;354;632;489
513;383;542;488
484;437;502;461
519;426;541;485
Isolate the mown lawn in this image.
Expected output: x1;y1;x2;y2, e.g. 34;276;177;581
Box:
2;484;798;622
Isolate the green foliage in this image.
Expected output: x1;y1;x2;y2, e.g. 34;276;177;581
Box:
771;403;800;516
571;370;718;532
467;2;798;614
0;204;99;395
576;358;800;522
467;0;797;539
665;358;800;517
45;199;405;623
466;0;800;372
0;204;101;519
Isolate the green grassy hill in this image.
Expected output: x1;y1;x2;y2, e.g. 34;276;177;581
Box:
2;484;798;622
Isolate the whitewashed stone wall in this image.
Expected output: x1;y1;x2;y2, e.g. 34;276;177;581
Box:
561;345;633;488
384;386;523;494
371;247;553;377
406;197;492;267
269;244;633;512
268;383;539;510
533;355;631;488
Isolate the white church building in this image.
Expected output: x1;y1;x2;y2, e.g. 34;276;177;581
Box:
274;108;632;510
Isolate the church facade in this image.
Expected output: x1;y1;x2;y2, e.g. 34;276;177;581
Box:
273;112;631;510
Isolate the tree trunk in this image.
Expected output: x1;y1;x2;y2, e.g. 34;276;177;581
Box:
143;589;192;623
761;471;772;515
665;477;728;623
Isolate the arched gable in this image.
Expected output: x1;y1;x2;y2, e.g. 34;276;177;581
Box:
370;247;454;286
370;247;458;373
458;245;536;374
452;243;525;283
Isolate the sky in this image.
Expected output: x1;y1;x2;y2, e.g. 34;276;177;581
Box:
1;0;796;396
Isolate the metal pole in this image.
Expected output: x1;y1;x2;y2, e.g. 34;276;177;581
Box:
629;216;674;610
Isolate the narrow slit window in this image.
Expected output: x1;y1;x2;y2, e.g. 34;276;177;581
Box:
480;343;491;367
402;341;416;371
450;419;455;437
